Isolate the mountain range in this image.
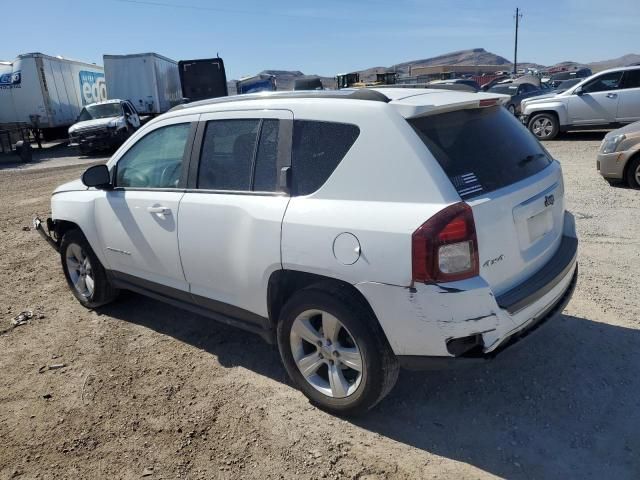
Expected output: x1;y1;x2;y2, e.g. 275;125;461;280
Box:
231;48;640;90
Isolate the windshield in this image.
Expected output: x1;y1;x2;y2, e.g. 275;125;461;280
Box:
409;106;552;198
553;79;581;93
78;103;122;121
488;85;518;95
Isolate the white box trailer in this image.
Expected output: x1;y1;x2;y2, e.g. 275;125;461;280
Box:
103;53;182;115
0;53;106;130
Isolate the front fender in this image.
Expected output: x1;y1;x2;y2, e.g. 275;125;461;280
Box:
522;101;568;126
51;190;110;269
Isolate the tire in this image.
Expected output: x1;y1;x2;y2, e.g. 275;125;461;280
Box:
625;155;640;189
79;145;91;156
60;229;119;308
528;113;559;140
277;285;399;416
507;104;516;115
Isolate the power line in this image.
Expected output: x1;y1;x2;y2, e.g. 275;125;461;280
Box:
113;0;341;20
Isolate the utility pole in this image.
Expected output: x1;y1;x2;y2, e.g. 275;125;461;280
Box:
513;7;523;75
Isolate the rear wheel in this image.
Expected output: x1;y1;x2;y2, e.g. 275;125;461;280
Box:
529;113;559;140
625;155;640;189
507;104;516;115
277;286;398;416
60;229;119;308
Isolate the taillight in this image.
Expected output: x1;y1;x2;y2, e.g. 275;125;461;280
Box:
412;202;479;283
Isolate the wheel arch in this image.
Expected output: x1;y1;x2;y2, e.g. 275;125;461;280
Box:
52;219;82;242
528;109;561;127
622;151;640;187
267;270;382;331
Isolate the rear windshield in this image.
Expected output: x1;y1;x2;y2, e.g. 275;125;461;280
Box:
488;85;518;95
409;106;553;198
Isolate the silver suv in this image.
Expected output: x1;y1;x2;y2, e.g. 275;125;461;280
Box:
521;66;640;140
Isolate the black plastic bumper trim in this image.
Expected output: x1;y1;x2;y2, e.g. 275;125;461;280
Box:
496;235;578;314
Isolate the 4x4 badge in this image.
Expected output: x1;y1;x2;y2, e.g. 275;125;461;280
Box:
483;254;504;268
545;194;555;207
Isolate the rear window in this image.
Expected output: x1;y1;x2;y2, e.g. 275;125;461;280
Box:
292;120;360;195
409;106;552;198
488;85;518;95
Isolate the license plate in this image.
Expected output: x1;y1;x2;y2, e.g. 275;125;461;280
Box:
527;209;553;242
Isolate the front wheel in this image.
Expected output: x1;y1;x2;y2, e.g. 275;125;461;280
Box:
507;104;516;115
277;286;399;416
625;155;640;189
60;229;119;308
528;113;559;140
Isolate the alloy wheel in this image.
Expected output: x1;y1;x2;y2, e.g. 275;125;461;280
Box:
532;117;554;138
65;243;95;299
289;309;364;398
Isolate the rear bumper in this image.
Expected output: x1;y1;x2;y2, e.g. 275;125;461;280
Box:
398;265;578;370
356;212;578;367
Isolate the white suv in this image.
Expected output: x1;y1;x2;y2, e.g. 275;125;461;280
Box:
35;88;578;415
522;66;640;140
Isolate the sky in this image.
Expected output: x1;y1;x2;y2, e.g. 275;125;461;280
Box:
1;0;639;79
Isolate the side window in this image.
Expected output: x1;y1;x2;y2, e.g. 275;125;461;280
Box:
198;119;260;191
253;119;280;192
116;123;191;188
621;69;640;90
582;71;623;93
292;120;360;196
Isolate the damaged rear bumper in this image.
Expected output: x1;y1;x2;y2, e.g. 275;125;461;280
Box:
397;265;577;370
33;216;59;252
356;215;579;369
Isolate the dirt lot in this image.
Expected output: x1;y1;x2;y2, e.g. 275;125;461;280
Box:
1;135;639;479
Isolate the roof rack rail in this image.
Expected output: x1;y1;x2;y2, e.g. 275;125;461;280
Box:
170;88;390;112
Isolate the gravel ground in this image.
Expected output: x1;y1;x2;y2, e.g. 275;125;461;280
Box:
0;145;109;172
0;132;638;479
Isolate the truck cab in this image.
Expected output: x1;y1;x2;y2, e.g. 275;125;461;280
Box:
68;99;140;154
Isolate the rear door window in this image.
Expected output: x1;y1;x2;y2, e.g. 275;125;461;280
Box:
621;69;640;89
198;119;260;191
409;106;552;199
292;120;360;195
197;118;282;192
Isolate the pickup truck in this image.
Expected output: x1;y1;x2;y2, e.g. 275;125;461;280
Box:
68;99;141;154
521;66;640;140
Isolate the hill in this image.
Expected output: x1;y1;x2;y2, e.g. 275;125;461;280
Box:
230;49;640;91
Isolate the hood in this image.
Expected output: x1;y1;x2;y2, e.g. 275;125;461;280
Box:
53;178;87;194
69;117;121;134
521;92;561;106
605;120;640;138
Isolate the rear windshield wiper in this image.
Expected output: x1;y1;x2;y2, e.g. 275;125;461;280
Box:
518;153;547;166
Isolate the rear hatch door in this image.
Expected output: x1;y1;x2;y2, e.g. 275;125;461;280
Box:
409;105;564;295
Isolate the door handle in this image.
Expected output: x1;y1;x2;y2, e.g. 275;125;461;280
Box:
606;93;618;99
147;206;171;215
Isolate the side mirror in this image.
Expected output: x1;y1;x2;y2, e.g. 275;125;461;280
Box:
575;87;584;96
82;164;112;189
